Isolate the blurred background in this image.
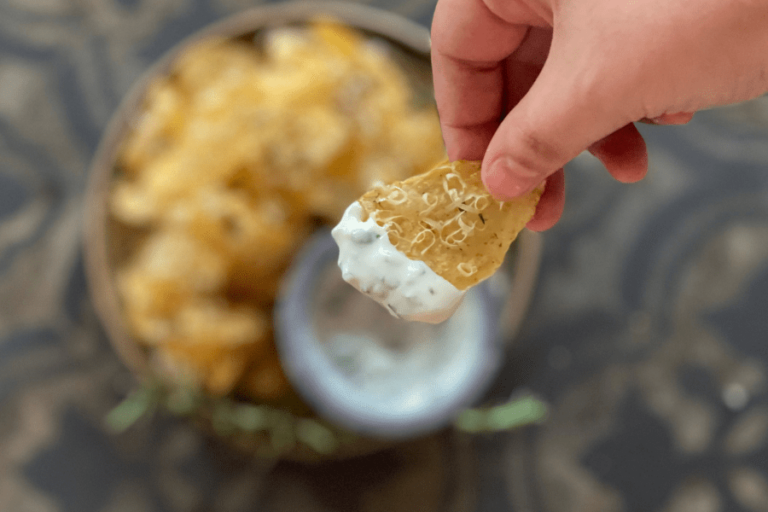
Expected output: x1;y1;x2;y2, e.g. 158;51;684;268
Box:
2;0;768;511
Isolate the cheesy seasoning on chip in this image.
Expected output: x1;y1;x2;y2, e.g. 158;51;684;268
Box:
332;160;542;324
111;21;446;400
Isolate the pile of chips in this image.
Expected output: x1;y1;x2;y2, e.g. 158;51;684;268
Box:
110;20;446;404
358;160;541;291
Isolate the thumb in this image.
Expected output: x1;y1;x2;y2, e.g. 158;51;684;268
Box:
482;57;629;199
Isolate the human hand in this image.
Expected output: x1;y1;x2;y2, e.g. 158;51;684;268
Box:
431;0;768;230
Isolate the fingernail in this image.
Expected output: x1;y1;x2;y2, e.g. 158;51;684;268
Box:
483;157;536;199
649;112;695;126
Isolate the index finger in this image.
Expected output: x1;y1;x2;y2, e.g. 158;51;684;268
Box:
431;0;528;160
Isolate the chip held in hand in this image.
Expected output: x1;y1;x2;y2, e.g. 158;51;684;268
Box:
332;160;542;324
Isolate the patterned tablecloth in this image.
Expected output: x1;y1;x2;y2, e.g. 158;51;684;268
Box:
3;0;768;511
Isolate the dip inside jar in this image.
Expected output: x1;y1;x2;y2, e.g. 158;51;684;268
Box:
310;259;493;423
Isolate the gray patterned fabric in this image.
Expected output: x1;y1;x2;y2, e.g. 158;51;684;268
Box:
3;0;768;511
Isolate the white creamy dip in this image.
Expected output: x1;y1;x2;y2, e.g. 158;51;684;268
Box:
331;202;465;324
309;260;493;430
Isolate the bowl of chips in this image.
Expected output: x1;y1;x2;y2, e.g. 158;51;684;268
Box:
84;1;543;460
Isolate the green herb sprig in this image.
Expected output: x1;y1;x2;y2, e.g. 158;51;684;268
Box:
454;394;548;433
106;380;353;457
